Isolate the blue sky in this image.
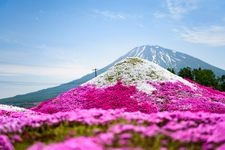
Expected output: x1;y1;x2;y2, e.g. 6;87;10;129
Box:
0;0;225;98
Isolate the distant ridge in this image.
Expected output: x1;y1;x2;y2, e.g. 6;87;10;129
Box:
1;45;225;107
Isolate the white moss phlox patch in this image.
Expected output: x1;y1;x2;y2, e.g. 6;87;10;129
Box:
87;57;196;94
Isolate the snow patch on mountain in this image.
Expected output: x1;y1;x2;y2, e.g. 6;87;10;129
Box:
87;57;196;94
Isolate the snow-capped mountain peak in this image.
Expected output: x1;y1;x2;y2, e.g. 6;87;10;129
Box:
124;45;179;69
116;45;225;76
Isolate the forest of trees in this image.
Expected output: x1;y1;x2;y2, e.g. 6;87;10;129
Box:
167;67;225;91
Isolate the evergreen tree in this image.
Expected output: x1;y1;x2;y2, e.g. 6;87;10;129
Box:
178;67;193;80
177;67;225;91
193;68;217;87
167;68;176;74
218;75;225;91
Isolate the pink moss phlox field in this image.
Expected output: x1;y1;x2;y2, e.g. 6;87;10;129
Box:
32;81;158;114
28;137;103;150
1;108;225;149
32;80;225;114
0;134;14;150
2;79;225;149
150;81;225;113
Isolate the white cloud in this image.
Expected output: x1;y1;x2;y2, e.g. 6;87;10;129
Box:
93;9;127;20
166;0;199;19
176;25;225;46
153;11;167;19
93;9;143;21
0;64;92;80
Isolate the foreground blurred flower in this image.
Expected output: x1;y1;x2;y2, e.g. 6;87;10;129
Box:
28;137;103;150
0;135;14;150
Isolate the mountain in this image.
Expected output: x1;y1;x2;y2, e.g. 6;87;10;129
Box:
124;45;225;76
32;57;225;114
1;45;225;107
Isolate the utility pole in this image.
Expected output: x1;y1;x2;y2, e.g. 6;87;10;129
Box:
93;68;98;77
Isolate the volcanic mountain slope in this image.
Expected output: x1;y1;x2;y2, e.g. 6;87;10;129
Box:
1;45;225;107
124;45;225;75
32;57;225;114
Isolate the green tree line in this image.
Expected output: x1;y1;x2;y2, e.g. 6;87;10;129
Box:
167;67;225;91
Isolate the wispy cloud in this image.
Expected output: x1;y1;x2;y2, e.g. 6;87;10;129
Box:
176;25;225;46
153;11;167;19
93;9;143;21
93;9;127;20
0;80;59;86
0;35;27;47
0;63;92;80
166;0;199;19
0;42;95;82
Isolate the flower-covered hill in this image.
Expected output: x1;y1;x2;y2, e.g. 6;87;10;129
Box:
32;57;225;114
